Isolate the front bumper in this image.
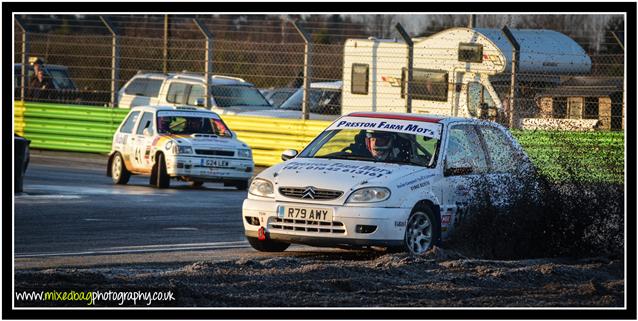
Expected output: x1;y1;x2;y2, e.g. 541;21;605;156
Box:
166;155;253;181
242;198;410;248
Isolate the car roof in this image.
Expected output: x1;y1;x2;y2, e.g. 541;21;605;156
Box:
14;63;69;70
131;105;220;116
131;72;254;86
345;112;489;125
310;81;342;90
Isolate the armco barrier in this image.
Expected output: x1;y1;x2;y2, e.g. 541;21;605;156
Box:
13;102;331;167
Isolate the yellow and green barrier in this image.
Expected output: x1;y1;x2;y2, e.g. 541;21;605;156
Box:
12;102;624;183
13;101;331;166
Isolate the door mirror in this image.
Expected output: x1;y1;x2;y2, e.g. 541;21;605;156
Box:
444;159;474;176
281;149;298;161
195;97;206;107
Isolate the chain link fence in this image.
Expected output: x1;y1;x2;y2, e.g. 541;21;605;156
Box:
13;14;625;130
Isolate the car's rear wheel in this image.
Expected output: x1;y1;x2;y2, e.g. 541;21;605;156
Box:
403;205;440;255
224;179;249;190
152;153;170;188
246;236;290;252
191;181;204;188
111;152;131;185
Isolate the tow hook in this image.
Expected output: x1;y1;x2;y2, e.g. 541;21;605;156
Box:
257;227;266;241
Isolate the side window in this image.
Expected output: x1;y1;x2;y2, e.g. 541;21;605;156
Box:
445;125;488;173
136;112;155;135
351;63;369;95
458;43;483;63
167;83;188;104
478;126;521;173
187;85;205;105
119;111;140;134
145;79;163;97
124;78;163;97
402;68;448;101
124;79;146;96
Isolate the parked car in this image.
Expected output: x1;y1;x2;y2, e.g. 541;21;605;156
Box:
262;87;297;108
238;81;342;120
242;112;535;254
117;71;273;115
14;63;79;102
107;105;254;189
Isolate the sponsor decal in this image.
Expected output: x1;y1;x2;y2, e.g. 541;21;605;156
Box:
327;117;441;138
394;221;406;227
115;134;127;145
396;174;435;189
282;161;393;178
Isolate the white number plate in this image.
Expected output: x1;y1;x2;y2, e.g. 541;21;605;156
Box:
277;206;333;222
204;159;230;167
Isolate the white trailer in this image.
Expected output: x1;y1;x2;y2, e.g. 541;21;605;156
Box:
342;27;591;121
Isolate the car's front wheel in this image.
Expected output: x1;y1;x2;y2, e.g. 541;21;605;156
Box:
402;205;440;255
151;153;170;188
246;236;290;252
111;152;131;185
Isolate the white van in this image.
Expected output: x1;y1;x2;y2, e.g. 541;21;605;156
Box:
342;27;591;122
117;72;273;115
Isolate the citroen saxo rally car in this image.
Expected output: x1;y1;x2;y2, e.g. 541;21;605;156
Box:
242;112;535;254
108;105;254;189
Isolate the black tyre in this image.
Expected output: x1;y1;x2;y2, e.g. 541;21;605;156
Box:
152;153;170;188
111;152;131;185
402;205;441;255
246;236;290;252
234;180;249;191
191;181;204;188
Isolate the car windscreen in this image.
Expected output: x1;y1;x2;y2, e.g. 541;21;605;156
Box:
211;85;271;108
157;112;232;137
46;69;76;90
298;129;440;167
278;88;340;114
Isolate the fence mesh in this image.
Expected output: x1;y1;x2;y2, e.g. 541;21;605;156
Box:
13;14;625;130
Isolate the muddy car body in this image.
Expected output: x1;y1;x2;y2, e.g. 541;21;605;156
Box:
242;112;534;254
107;105;254;189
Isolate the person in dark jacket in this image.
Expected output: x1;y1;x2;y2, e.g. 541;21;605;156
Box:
28;69;55;102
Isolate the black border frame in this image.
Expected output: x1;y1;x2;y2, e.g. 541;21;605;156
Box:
3;2;636;320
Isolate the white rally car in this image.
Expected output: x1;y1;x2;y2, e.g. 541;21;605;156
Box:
108;105;254;189
242;112;535;254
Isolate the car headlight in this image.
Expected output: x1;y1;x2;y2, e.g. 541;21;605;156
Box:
237;149;251;159
346;187;391;203
166;141;192;155
176;145;193;154
248;178;274;198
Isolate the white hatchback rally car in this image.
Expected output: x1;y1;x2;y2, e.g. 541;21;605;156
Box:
242;112;534;254
108;105;254;189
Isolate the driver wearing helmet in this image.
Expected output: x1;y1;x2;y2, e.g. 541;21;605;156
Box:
365;131;409;162
157;117;172;134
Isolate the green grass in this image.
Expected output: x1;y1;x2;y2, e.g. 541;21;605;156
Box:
512;130;625;184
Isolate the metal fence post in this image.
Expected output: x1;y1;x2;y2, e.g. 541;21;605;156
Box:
100;16;120;108
395;23;414;114
163;15;169;74
194;18;213;109
15;18;29;102
502;26;520;129
293;21;312;120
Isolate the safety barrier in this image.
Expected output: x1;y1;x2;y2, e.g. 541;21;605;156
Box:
13;102;331;166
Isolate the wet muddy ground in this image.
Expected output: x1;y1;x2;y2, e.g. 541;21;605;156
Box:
14;248;624;307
